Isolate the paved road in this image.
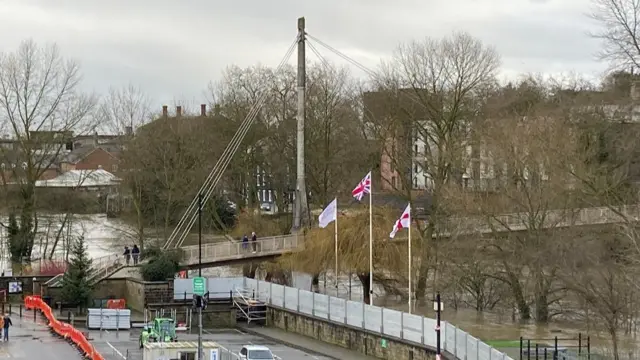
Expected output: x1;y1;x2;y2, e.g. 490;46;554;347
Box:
89;328;343;360
3;316;84;360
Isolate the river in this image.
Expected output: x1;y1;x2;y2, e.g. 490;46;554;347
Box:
0;213;133;268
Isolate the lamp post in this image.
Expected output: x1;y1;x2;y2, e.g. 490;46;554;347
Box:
433;293;443;360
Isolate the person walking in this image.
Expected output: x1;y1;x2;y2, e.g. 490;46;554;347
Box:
242;235;249;252
251;232;257;253
131;245;140;265
123;246;131;265
3;313;12;341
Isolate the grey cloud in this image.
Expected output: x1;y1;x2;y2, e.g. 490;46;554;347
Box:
0;0;608;105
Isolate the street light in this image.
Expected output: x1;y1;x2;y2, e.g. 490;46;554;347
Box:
433;293;443;360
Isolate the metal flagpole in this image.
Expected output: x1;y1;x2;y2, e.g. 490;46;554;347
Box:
335;199;339;294
369;174;373;305
408;204;412;313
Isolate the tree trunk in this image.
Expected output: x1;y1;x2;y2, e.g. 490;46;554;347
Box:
311;274;320;293
507;271;530;320
609;326;619;360
357;273;371;305
415;224;434;302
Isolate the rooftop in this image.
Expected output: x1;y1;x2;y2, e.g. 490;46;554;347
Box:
35;169;121;188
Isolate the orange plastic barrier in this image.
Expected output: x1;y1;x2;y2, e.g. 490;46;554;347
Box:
106;299;125;309
24;296;105;360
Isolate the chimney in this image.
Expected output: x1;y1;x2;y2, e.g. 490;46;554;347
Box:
162;105;168;118
93;132;98;147
176;106;182;117
125;126;133;136
214;104;221;116
201;104;207;116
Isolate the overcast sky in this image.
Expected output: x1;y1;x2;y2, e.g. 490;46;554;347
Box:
0;0;607;110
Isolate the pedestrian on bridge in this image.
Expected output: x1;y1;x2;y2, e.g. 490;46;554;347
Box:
251;232;257;253
132;245;140;264
242;235;249;251
123;246;131;265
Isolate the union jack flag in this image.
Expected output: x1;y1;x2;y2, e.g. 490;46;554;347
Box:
352;171;371;201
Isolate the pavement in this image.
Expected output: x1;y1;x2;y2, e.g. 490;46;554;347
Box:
3;309;376;360
0;315;84;360
89;327;378;360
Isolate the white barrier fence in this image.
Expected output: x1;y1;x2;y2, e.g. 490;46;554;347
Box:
244;278;516;360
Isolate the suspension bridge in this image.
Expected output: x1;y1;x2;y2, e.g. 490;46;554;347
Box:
46;24;634;284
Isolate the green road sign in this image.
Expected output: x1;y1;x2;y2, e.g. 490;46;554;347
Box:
193;277;206;296
381;339;388;348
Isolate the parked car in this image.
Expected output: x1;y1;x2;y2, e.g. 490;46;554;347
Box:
239;345;274;359
260;202;271;212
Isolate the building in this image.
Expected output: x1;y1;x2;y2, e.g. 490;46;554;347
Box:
60;141;121;173
365;79;640;194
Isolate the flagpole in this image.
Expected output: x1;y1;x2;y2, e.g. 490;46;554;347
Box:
335;198;339;294
408;206;412;314
369;173;373;305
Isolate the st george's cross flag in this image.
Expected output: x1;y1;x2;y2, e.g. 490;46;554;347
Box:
352;171;372;201
390;203;411;238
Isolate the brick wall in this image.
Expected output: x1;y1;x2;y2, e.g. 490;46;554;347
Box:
75;148;118;173
267;307;440;360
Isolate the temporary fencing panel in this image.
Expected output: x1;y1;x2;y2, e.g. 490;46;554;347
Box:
86;308;131;330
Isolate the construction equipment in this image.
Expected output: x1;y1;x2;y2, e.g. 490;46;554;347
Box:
139;317;178;348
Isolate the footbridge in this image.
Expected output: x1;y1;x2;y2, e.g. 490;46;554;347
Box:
71;202;639;285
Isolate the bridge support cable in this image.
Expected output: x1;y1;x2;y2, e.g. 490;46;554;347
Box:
163;36;299;250
304;33;431;133
171;39;298;249
305;33;377;78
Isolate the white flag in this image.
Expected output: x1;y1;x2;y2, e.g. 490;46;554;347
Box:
318;198;337;228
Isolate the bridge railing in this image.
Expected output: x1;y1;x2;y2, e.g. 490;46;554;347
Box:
244;278;515;360
179;234;302;265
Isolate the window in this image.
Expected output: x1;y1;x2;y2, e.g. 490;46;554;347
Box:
179;352;196;360
248;350;274;359
413;177;418;188
391;176;397;188
112;164;118;172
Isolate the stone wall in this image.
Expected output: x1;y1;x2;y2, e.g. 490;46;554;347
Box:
267;307;440;360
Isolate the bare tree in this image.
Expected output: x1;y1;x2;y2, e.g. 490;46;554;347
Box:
560;230;638;360
0;39;96;262
207;65;275;210
98;83;152;135
591;0;640;70
370;32;500;301
305;64;373;207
